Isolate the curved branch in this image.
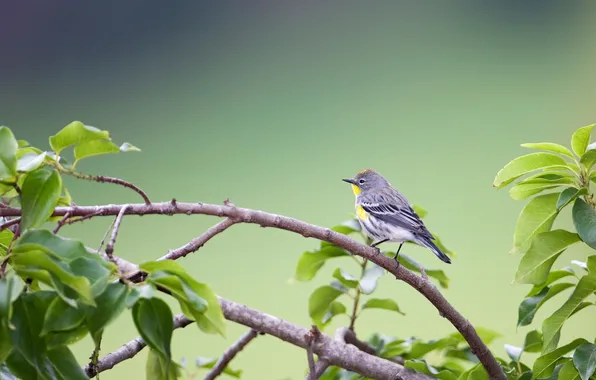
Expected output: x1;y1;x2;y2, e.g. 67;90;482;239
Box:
0;202;505;379
86;298;428;380
203;329;259;380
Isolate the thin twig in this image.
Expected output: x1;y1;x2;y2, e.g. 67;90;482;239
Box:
0;218;19;232
0;202;505;379
349;259;367;331
305;327;318;380
126;217;236;282
64;210;105;226
52;212;71;234
104;205;131;262
97;218;117;254
84;314;194;377
53;163;151;204
203;329;260;380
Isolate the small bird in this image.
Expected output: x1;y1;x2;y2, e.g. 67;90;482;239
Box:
342;169;451;265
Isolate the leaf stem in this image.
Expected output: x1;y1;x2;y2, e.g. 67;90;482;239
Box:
349;259;367;331
50;161;151;204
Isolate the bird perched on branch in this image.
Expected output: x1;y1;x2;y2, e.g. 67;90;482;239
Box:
342;169;451;265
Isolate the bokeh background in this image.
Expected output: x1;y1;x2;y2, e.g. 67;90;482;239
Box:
2;1;596;378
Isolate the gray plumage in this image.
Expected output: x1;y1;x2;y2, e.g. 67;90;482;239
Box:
342;169;451;264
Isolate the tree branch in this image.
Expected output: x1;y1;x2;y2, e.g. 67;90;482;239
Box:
87;297;428;380
0;217;19;232
0;201;505;379
56;165;151;205
84;314;194;377
126;217;236;282
104;204;131;262
203;329;259;380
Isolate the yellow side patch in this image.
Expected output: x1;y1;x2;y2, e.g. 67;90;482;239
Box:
356;205;368;220
351;184;361;195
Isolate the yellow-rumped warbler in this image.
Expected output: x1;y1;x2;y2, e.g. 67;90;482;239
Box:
342;169;451;265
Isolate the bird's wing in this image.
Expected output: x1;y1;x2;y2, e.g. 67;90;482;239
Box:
359;191;434;239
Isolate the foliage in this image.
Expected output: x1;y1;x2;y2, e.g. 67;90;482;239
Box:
3;120;595;380
0;123;224;380
492;123;596;380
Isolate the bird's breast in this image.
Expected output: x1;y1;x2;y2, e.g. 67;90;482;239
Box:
356;205;368;220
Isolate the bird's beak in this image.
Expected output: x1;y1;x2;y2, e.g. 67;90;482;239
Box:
342;178;356;185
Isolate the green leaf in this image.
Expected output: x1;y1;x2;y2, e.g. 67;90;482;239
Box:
8;292;55;376
412;204;428;218
16;152;47;173
0;127;18;180
518;283;575;326
358;263;384;294
119;142;141;152
15;229;112;267
515;230;580;284
132;296;173;359
46;346;88;380
85;282;128;343
504;344;522;362
572;198;596;250
493;153;568;188
140;260;225;336
293;246;349;282
361;298;404;315
5;350;40;380
573;343;596;380
321;301;347;327
0;276;24;318
126;284;157;307
10;251;94;306
512;193;559;255
73;139;120;165
195;356;242;378
521;142;575;158
587;256;596;274
49;121;109;154
41;297;85;335
571;124;595;157
404;359;458;380
526;268;576;297
509;183;561;201
524;330;543;353
457;363;489;380
558;188;588;210
309;286;343;326
396;253;450;288
542;274;596;352
0;320;12;363
146;348;181;380
580;149;596;171
409;337;459;359
533;338;588;379
332;268;359;288
559;360;581;380
20;166;62;230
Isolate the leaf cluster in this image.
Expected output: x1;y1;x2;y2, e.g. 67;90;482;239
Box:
0;123;226;380
493;123;596;380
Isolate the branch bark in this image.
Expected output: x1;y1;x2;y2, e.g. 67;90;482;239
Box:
203;329;259;380
87;297;429;380
0;201;505;379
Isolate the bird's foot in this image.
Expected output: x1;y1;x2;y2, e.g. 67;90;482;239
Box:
420;267;428;280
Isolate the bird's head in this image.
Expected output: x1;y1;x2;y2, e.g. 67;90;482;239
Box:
342;169;390;195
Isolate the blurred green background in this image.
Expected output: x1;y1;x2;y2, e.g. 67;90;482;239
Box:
2;1;596;378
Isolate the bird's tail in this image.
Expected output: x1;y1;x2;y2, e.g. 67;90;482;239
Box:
417;236;451;264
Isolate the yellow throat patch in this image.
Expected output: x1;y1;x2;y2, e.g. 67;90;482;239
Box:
356;205;368;220
351;184;361;195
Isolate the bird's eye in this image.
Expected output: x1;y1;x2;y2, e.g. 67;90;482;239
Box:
358;179;365;184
